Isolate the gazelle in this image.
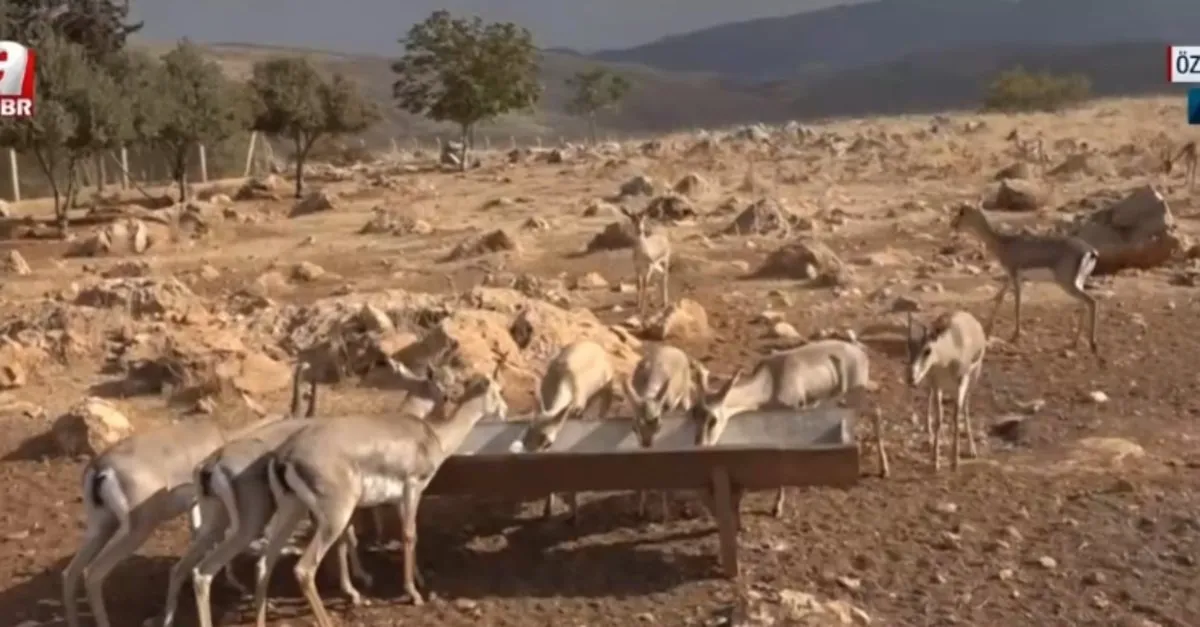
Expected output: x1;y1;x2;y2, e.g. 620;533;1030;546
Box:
619;206;672;319
951;203;1100;354
905;310;987;471
1164;140;1197;191
158;359;444;627
62;363;311;627
623;343;708;520
515;340;615;521
691;339;871;517
253;354;509;627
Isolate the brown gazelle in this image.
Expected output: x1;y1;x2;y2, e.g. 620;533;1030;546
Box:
1164;140;1197;191
905;310;988;471
254;353;509;627
619;206;672;318
63;363;311;627
950;203;1100;354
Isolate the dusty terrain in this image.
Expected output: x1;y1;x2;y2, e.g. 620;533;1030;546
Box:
1;96;1199;627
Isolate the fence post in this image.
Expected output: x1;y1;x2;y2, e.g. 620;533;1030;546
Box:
198;143;209;183
6;148;19;202
243;132;258;177
120;145;130;189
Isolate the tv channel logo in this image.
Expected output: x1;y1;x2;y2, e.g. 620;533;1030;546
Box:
1190;89;1200;125
0;41;35;118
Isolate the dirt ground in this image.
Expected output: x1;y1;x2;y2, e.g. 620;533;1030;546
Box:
2;96;1199;627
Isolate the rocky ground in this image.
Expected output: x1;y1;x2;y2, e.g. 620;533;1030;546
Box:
1;96;1198;626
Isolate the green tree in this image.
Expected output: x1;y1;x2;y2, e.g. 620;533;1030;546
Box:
565;68;631;144
248;56;380;197
148;40;250;202
0;33;128;233
392;10;541;169
982;66;1092;113
1;0;141;62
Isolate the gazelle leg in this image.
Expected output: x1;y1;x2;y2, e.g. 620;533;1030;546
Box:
400;481;426;605
772;486;786;518
193;501;273;627
951;381;966;471
1065;283;1099;354
339;524;373;588
660;261;670;310
1011;278;1023;341
983;279;1011;337
925;386;935;437
63;512;118;627
253;498;306;627
932;388;944;471
293;508;356;627
162;499;228;627
83;518;159;627
961;372;979;459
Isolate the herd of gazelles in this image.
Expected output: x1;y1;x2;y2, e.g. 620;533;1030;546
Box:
61;200;1108;627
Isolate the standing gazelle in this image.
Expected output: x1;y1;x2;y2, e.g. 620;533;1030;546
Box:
63;363;311;627
255;355;509;627
1165;140;1197;192
951;203;1100;354
623;343;708;520
906;310;987;471
619;206;671;319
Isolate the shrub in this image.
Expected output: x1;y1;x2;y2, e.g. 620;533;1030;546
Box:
982;66;1092;113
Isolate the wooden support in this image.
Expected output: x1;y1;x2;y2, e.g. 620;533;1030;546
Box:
243;132;258;177
198;143;209;182
709;467;739;578
7;148;19;202
119;145;129;189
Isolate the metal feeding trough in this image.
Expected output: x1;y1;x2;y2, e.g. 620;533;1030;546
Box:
426;408;860;577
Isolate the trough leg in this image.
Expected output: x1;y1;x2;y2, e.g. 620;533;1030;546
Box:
709;467;740;578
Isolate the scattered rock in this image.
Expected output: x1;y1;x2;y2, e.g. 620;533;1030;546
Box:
750;239;848;285
642;193;697;222
672;172;709;197
290;189;340;217
51;397;134;457
66;218;157;257
291;261;327;282
74;277;204;319
360;207;433;236
0;340;43;389
585;222;637;252
521;216;550;231
618;175;655;197
770;321;800;339
2;250;30;275
1086;390;1109;404
443;229;519;262
234;174;282;201
994;162;1030;180
1071;185;1181;275
988;179;1045;212
645;299;710;341
571;272;609;289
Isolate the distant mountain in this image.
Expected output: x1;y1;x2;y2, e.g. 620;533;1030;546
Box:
590;0;1199;79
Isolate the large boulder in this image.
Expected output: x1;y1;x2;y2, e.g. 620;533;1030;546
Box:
1071;185;1182;274
51;397;134;457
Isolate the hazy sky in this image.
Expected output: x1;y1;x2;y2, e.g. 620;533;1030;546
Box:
132;0;853;54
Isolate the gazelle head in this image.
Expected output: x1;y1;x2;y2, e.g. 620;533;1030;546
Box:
906;312;952;387
624;375;668;448
689;367;745;446
387;358;449;409
619;207;650;237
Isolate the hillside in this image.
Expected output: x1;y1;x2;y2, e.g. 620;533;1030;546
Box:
135;41;791;146
590;0;1200;79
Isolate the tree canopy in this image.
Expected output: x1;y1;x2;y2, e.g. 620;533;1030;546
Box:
149;40;251;202
248;56;380;197
0;0;141;62
392;10;541;168
0;33;128;230
565;68;632;143
982;66;1092;113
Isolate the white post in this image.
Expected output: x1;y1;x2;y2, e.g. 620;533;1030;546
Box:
7;148;18;202
120;145;129;189
198;143;209;182
243;132;258;177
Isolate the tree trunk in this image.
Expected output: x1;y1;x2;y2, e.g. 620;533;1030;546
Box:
59;159;77;238
459;124;470;172
174;147;190;203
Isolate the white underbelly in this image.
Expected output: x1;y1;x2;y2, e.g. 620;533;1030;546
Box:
360;473;408;507
1019;267;1057;283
